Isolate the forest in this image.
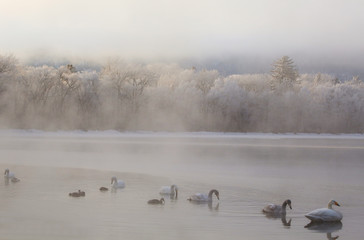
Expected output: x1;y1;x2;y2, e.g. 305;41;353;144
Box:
0;54;363;133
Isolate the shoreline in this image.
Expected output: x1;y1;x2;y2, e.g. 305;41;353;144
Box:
0;129;364;139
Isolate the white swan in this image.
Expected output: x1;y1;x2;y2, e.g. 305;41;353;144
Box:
305;200;343;222
159;184;178;198
4;169;15;179
263;199;292;215
188;189;219;202
111;176;125;189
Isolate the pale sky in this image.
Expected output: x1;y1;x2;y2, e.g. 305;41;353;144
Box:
1;0;364;66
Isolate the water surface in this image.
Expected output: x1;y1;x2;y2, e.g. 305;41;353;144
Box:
0;132;363;240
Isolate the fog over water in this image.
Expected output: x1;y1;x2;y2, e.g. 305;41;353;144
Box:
1;131;364;239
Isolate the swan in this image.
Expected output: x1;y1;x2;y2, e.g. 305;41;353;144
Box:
188;189;219;202
99;187;109;192
111;176;125;189
148;198;165;205
4;169;15;179
305;200;343;222
159;184;178;198
262;199;292;215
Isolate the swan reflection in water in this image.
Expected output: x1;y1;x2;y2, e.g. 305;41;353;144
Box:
305;221;342;240
263;212;292;228
208;202;219;211
188;200;219;211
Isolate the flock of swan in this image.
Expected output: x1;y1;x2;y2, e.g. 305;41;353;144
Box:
4;168;343;225
262;199;343;223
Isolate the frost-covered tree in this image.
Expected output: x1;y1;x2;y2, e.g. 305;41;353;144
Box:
101;62;156;113
270;56;299;91
208;79;249;131
194;69;218;95
193;69;219;117
0;53;363;133
0;54;18;95
19;66;57;106
53;65;81;114
313;73;322;86
75;70;100;129
348;76;362;85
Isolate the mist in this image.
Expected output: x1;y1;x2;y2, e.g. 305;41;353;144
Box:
1;0;364;133
0;53;363;133
2;0;364;66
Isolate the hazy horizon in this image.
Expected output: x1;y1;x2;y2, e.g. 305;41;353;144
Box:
1;0;364;77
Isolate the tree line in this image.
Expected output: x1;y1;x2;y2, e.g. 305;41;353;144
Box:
0;54;363;133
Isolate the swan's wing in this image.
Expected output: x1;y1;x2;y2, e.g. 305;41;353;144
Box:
112;180;125;188
305;208;342;222
263;204;279;213
189;193;208;201
5;172;15;179
117;180;125;188
159;186;171;195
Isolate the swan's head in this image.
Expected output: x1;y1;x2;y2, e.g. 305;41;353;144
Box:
285;199;292;209
4;169;9;175
329;200;340;207
111;176;117;184
209;189;219;200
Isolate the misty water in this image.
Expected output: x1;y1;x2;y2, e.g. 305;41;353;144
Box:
1;131;364;240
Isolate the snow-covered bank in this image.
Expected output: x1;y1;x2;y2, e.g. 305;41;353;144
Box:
1;129;364;139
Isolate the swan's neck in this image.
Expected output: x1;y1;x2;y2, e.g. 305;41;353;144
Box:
171;185;178;197
208;190;217;199
282;201;288;210
328;202;333;209
111;179;116;185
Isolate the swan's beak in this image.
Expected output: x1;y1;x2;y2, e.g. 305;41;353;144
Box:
288;203;292;209
217;194;220;200
335;201;340;206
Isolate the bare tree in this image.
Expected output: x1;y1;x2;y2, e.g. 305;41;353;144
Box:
19;66;57;106
0;54;18;95
54;65;81;113
101;62;157;113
